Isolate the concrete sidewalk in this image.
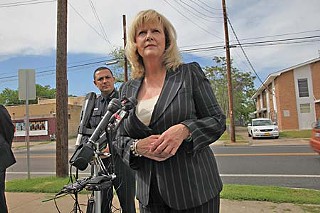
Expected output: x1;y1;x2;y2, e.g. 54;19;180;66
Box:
6;192;311;213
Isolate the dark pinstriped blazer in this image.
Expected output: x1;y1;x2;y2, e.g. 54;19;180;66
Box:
0;105;16;171
116;62;226;210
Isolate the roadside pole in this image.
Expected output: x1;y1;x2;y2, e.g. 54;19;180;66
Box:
18;69;36;179
222;0;236;143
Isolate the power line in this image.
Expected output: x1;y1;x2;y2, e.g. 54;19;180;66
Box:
178;0;223;20
88;0;112;46
227;17;270;93
180;29;320;50
232;48;253;73
68;2;110;46
163;0;223;40
180;34;320;53
181;45;225;53
235;35;320;48
0;0;55;8
187;0;223;13
0;58;118;82
234;29;320;43
197;0;222;11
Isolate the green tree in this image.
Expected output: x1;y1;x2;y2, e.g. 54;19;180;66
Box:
203;56;256;124
0;84;56;105
36;84;56;99
110;46;136;82
0;88;22;105
110;47;129;83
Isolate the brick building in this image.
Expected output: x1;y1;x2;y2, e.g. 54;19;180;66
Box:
6;96;85;142
252;58;320;130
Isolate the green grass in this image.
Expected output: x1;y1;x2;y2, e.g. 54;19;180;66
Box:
220;128;312;143
221;184;320;205
280;130;312;138
12;141;53;150
6;177;320;205
6;176;70;193
220;132;246;142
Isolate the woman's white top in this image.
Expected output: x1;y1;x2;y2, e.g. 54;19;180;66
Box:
136;95;159;126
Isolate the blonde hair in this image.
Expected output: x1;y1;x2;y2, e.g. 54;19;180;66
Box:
125;9;182;79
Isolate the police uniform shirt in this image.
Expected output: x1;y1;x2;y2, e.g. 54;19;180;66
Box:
89;90;119;129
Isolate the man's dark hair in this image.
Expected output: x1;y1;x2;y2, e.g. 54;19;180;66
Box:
93;67;113;80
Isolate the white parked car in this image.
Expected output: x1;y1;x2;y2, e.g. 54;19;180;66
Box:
247;118;279;139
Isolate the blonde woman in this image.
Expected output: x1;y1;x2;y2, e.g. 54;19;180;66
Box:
117;9;226;212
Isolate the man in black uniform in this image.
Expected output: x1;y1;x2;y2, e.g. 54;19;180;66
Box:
0;105;16;213
84;67;136;212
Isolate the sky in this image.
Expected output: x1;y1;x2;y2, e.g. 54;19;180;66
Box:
0;0;320;97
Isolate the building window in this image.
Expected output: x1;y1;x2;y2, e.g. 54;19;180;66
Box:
283;110;290;117
300;103;310;113
298;78;309;97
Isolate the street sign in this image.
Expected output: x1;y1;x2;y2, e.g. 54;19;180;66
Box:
18;69;36;100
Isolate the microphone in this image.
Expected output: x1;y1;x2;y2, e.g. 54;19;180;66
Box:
69;98;121;171
123;96;137;110
108;97;137;129
94;97;138;152
88;98;121;143
75;92;96;148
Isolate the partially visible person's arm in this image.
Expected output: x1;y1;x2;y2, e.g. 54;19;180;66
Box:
0;105;15;146
180;62;226;151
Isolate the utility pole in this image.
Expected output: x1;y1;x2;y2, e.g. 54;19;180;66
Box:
56;0;69;177
222;0;236;143
122;15;128;82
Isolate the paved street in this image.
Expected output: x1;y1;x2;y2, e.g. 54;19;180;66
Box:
6;129;320;213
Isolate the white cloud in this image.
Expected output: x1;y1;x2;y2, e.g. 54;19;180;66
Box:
227;0;320;74
0;1;56;56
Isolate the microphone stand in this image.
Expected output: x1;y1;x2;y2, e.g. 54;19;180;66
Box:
91;131;115;213
93;142;102;213
65;97;136;213
72;168;79;212
71;144;81;213
106;125;116;176
90;111;123;213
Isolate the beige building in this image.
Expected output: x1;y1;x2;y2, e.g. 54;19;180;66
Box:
252;58;320;130
6;96;85;141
